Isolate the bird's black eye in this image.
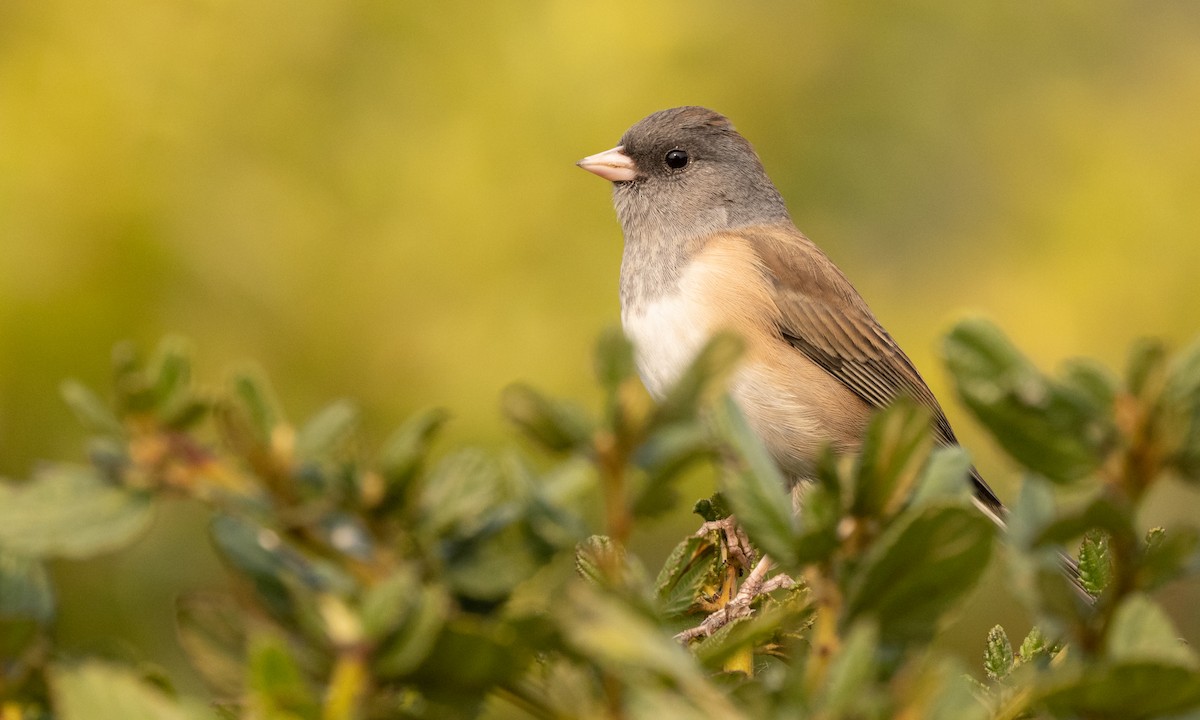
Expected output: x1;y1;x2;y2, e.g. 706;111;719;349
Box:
664;149;689;169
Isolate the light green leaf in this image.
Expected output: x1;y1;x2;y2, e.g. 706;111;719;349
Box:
60;380;124;436
1107;593;1198;669
50;661;217;720
984;625;1014;681
0;465;154;559
822;621;879;714
556;582;744;718
247;633;320;720
295;399;358;459
911;446;974;508
710;396;799;568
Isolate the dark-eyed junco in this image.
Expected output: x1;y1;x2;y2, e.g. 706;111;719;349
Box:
578;105;1004;522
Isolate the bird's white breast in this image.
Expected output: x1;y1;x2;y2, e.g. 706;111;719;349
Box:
621;261;717;400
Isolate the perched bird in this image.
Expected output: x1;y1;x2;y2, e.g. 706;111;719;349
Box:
577;105;1004;522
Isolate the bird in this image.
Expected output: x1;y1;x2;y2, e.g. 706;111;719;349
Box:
576;105;1005;523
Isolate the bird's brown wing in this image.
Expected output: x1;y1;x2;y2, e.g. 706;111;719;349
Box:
740;224;1004;513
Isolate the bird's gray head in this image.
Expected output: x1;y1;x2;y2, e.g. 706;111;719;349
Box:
578;106;791;249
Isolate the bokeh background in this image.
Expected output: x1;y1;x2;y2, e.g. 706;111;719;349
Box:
2;0;1198;693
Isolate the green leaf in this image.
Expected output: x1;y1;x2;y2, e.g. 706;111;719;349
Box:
0;549;55;622
501;384;593;453
417;449;505;539
1077;531;1112;597
1107;593;1198;669
175;593;246;698
295;400;358;459
1059;358;1118;415
710;396;799;568
632;423;713;518
594;327;637;392
373;407;449;512
230;368;283;444
844;503;994;643
649;332;743;429
50;661;218;720
1034;496;1134;549
1127;338;1168;399
372;583;449;678
0;465;154;559
984;625;1014;681
852;398;934;518
1139;526;1199;590
60;380;124;437
1017;626;1051;665
654;535;721;618
691;589;811;669
1038;662;1200;720
443;517;554;602
556;582;743;717
820;621;879;714
943;318;1109;482
246;632;320;720
911;446;974;507
1164;338;1200;482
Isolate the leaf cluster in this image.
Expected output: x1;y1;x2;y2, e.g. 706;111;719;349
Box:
0;320;1198;719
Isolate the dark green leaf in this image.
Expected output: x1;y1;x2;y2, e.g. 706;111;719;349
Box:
852;398;934;518
633;423;713;518
710;396;799;568
1038;662;1200;720
1033;496;1133;549
0;549;55;622
175;593;246;698
501;384;593;453
373;407;449;512
944;318;1107;482
844;504;994;643
444;518;553;602
0;465;154;559
692;493;732;524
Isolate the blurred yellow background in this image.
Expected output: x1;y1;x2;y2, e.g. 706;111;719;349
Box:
2;0;1198;691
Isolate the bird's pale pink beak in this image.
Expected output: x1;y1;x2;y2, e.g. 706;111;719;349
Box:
576;146;637;182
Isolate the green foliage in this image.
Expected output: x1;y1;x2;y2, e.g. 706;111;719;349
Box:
1;323;1199;719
